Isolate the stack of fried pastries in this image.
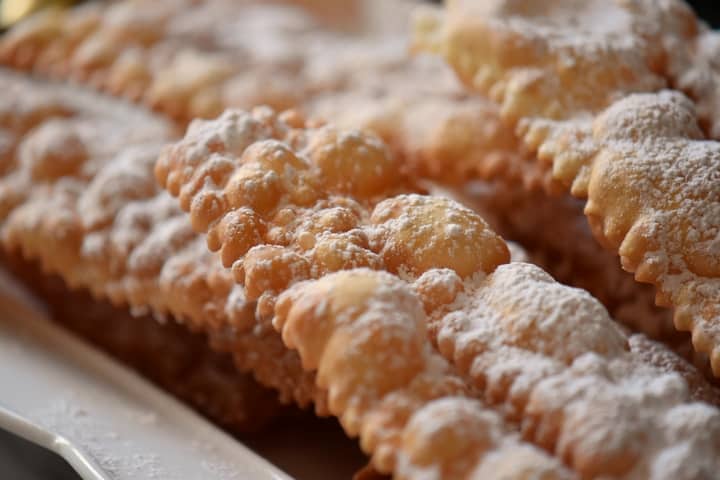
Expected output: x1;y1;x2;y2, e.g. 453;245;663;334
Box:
0;0;682;353
0;68;322;411
1;0;720;479
414;0;720;375
0;0;686;352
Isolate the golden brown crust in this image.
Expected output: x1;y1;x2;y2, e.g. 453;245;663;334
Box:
156;109;510;307
160;106;720;478
415;0;720;374
275;269;572;478
158;108;582;477
275;262;720;478
585;93;720;374
411;1;684;125
3;2;720;475
455;183;683;341
0;0;372;124
0;1;312;123
302;56;559;193
434;181;715;380
0;0;558;195
0;70;323;410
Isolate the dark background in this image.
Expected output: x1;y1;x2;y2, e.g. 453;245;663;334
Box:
688;0;720;27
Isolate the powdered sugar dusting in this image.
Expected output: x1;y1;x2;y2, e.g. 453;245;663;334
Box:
275;258;720;477
157;109;513;324
417;0;720;375
0;70;321;410
30;394;165;479
582;91;720;373
155;93;720;476
275;269;571;477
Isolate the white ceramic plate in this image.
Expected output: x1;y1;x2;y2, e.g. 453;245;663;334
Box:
0;270;293;480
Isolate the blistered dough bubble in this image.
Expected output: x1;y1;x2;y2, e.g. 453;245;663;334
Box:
308;126;400;198
19;120;87;180
372;194;509;278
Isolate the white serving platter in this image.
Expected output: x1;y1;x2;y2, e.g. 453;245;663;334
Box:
0;269;293;480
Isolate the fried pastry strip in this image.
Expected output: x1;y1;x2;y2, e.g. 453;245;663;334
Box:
159;110;575;477
277;264;720;479
0;0;399;122
301;56;556;192
21;0;684;361
456;184;680;336
0;0;550;193
435;180;713;378
0;70;323;410
276;269;574;479
414;0;720;373
0;0;318;121
412;0;698;132
159;107;720;478
65;0;657;352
